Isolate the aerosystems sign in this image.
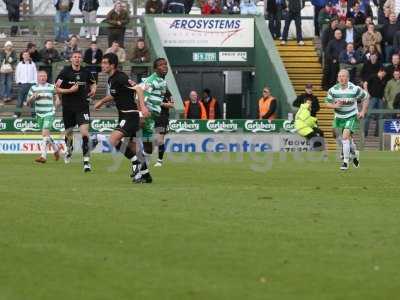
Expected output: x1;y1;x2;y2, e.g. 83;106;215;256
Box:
154;17;254;48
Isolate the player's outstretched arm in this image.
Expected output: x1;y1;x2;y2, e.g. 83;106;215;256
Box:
95;95;114;110
358;97;369;119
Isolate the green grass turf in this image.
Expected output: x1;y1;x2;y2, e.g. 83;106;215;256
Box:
1;151;400;300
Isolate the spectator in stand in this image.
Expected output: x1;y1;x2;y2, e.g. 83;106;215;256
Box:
201;89;221;119
335;0;348;22
393;93;400;118
106;41;126;64
363;67;387;136
258;86;277;120
62;35;81;61
385;53;400;78
145;0;163;13
346;2;366;25
383;0;400;20
361;16;373;33
224;0;241;13
79;0;99;41
381;12;399;62
164;0;186;13
292;83;320;117
54;0;74;43
83;41;102;82
361;53;381;82
384;69;400;111
363;44;382;63
130;38;150;84
362;23;382;53
339;42;363;82
281;0;306;46
321;18;339;51
39;40;61;82
0;41;17;103
185;0;195;13
318;3;337;36
323;29;346;90
184;91;207;119
4;0;22;36
342;18;361;49
374;0;387;24
392;30;400;55
267;0;286;40
201;0;222;14
240;0;258;14
14;51;37;118
311;0;326;37
19;42;41;63
105;1;129;47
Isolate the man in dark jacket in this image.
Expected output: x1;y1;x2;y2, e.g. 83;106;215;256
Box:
293;83;320;117
145;0;163;13
342;18;361;49
39;40;61;82
267;0;286;39
339;42;363;81
322;29;346;90
130;38;150;83
385;53;400;79
381;12;399;63
54;0;74;43
83;41;102;82
184;91;207;119
311;0;326;37
364;68;388;136
281;0;306;45
321;18;339;51
105;1;130;47
3;0;22;36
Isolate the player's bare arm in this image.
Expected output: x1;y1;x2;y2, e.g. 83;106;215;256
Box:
134;85;150;117
358;97;369;119
95;95;114;110
88;82;97;98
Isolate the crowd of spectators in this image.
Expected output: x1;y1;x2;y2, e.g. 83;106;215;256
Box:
0;36;150;117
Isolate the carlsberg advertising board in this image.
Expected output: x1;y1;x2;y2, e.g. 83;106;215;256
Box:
0;119;296;134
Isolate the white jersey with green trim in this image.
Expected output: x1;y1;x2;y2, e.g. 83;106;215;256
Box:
141;73;167;115
325;82;368;119
28;83;56;117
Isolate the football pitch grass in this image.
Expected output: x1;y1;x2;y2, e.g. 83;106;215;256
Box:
1;151;400;300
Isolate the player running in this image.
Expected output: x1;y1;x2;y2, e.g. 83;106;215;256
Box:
154;90;174;167
135;58;169;183
94;53;148;180
55;51;97;172
326;69;369;170
26;70;61;163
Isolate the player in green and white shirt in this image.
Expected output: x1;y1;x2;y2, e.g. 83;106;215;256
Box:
27;70;61;163
325;69;369;170
135;58;169;183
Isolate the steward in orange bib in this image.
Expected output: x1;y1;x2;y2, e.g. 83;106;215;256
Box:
201;88;221;119
258;87;277;120
184;90;207;119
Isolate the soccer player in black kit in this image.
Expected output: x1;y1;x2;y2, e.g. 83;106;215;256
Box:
56;51;97;172
154;90;174;167
94;53;149;181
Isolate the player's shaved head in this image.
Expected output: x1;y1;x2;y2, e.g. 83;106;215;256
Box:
338;69;349;85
